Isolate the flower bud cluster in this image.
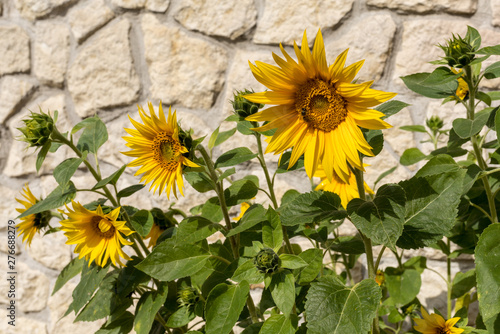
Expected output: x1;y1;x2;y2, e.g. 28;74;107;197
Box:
231;89;264;118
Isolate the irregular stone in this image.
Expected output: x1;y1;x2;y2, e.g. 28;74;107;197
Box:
0;25;30;76
383;106;415;157
14;0;75;20
366;0;477;14
34;21;70;86
68;19;140;118
253;0;354;45
111;0;146;9
99;111;136;168
325;13;396;82
28;232;72;271
0;76;37;124
476;28;500;90
0;309;47;334
175;0;256;40
146;0;169;12
493;1;500;27
67;0;115;43
363;149;412;188
0;185;25;231
141;14;228;109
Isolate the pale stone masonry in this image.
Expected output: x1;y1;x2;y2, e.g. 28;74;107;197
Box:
0;0;497;332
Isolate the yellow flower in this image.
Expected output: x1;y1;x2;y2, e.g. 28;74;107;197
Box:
314;165;373;208
233;202;251;221
144;223;165;248
375;270;385;286
452;68;468;100
60;201;134;267
413;307;464;334
245;29;396;183
15;184;51;247
122;102;198;198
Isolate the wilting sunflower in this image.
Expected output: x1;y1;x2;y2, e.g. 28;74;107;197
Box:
413;307;464;334
122;102;198;198
245;29;396;182
60;201;134;267
314;165;373;208
233;202;251;221
15;184;51;246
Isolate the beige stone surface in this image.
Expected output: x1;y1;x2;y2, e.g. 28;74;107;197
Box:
175;0;257;39
253;0;354;45
384;107;416;156
34;21;70;86
14;0;75;20
367;0;477;14
111;0;146;9
67;0;115;43
0;25;30;76
28;233;72;271
493;0;500;27
141;14;228;109
67;18;140;117
146;0;169;12
0;309;48;334
0;76;37;124
0;185;24;230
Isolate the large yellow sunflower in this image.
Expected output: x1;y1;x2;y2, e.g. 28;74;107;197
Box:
245;29;396;183
60;201;134;267
314;165;373;208
413;307;464;334
15;184;51;246
122;102;198;198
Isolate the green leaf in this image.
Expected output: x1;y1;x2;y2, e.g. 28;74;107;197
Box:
205;281;250;334
208;126;220;150
495;108;500;146
166;305;195;328
384;268;421;307
53;158;83;186
477;91;492;106
326;236;366;254
237;119;255;135
399;125;427;133
116;257;151;297
476;45;500;55
231;259;264;284
347;184;406;252
76;116;108;154
279;191;344;226
52;257;85;295
365;129;384;156
259;314;298;334
18;182;76;218
475;224;500;333
401;72;457;98
96;311;134;334
215;147;258;168
400;148;427;166
421;66;462;86
414;154;461;177
36;141;51;172
175;216;222;245
305;276;381;334
270;271;295;316
93;165;127;189
375;100;410;119
466;25;481;50
72;117;100;134
70;262;110;314
453;113;489;139
224;178;259;207
402;256;427;274
185;171;215;193
280;254;308;269
217;167;236;182
136;240;210;281
295;248;323;284
451;269;476;299
117;184;145;198
277;151;305;173
227;204;267;237
374;167;397;188
209;127;237;150
130;210;154;237
201;197;224;223
262;208;283;252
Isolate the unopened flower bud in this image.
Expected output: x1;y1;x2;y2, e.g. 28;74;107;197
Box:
231;89;264;118
426;116;444;132
439;34;475;68
254;248;280;274
178;286;199;307
18;110;55;148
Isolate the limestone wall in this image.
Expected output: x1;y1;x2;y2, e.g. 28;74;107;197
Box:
0;0;499;333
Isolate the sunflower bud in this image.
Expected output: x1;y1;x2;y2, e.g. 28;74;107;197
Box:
178;286;200;308
254;248;280;274
439;34;475;68
426;116;444;133
231;89;264;118
18;110;55;148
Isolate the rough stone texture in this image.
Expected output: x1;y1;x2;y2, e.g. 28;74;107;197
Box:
14;0;74;20
0;76;37;124
0;309;48;334
28;233;72;270
67;0;115;43
146;0;169;12
175;0;257;40
367;0;477;14
384;107;416;157
253;0;354;45
68;18;140;117
493;1;500;27
141;14;228;109
0;25;30;76
0;185;25;230
111;0;145;9
325;13;396;82
34;21;70;86
364;148;412;187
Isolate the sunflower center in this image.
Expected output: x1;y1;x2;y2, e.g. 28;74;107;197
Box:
91;216;115;239
152;132;182;171
295;79;348;132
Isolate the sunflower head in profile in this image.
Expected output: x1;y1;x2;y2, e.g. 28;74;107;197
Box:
144;208;173;248
413;307;464;334
122;102;199;198
233;201;252;221
60;201;134;267
245;29;396;183
314;165;373;208
15;184;51;247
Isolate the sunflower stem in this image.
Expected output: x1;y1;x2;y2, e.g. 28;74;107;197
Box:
446;238;452;319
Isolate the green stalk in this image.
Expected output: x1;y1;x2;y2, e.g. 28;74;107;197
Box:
446;238;452;319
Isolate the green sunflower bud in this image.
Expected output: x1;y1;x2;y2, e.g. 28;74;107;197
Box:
254;248;280;274
178;286;199;308
150;207;174;229
34;210;52;230
231;89;264;118
439;34;475;68
426;116;444;132
18;110;55;148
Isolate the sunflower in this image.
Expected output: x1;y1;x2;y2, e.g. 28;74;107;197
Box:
413;307;464;334
144;223;165;248
15;184;51;246
451;69;468;100
233;201;251;221
245;29;396;183
60;201;134;267
122;102;198;198
314;165;373;208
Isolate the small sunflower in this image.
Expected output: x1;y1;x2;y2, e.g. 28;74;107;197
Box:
60;201;134;267
122;102;198;198
413;307;464;334
15;184;51;246
451;69;468;100
233;202;251;221
314;165;373;208
245;29;396;183
144;223;165;248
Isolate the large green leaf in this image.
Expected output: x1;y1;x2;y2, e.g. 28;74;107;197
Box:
347;184;406;252
401;71;458;99
166;305;195;328
36;141;51;172
18;182;76;218
130;210;154;237
476;224;500;333
262;208;283;252
223;178;259;207
136;240;210;281
295;248;323;285
305;276;381;334
205;281;250;334
476;45;500;55
259;314;298;334
76;116;108;153
451;269;476;299
185;171;215;193
452;112;489;139
375;100;409;119
384;268;421;307
93;165;126;190
115;257;150;297
96;311;134;334
231;259;264;284
400;148;427;166
269;271;295;316
68;262;110;314
52;257;85;295
176;216;222;245
53;158;83;186
215;147;258;168
227;204;267;237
